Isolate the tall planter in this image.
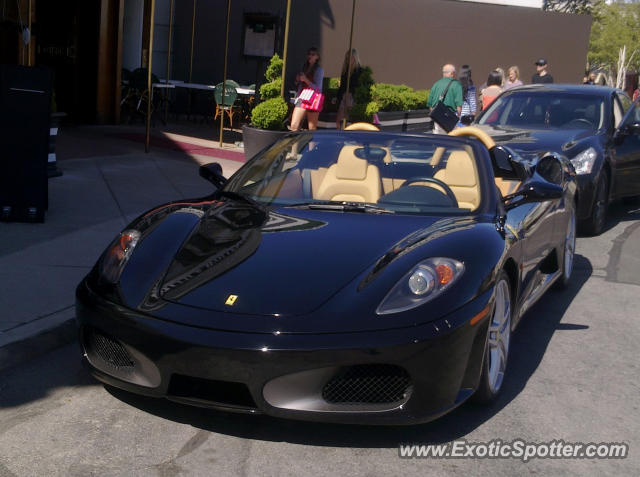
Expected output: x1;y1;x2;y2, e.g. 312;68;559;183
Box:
376;109;433;133
242;124;290;160
318;111;337;129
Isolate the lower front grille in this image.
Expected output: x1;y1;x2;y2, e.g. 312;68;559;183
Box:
86;328;134;372
322;364;411;404
168;374;257;409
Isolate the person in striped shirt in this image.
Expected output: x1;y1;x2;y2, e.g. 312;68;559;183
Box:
458;65;477;127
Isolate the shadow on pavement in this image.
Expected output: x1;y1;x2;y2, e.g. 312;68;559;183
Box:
581;199;640;237
94;254;594;447
0;341;98;410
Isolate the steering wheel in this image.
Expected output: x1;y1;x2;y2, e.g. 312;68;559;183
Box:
400;177;458;205
563;118;593;129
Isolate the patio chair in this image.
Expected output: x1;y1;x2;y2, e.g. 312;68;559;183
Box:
121;68;160;124
214;82;241;129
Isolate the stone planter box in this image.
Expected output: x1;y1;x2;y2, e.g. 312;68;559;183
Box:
375;109;433;133
242;124;291;160
318;111;337;129
316;109;433;132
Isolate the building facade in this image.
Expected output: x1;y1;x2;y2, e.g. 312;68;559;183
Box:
1;0;591;124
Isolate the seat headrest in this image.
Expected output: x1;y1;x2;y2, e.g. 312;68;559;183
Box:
336;146;368;180
444;151;477;186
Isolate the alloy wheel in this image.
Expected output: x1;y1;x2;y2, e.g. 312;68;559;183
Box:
592;176;608;233
487;278;511;394
563;209;576;282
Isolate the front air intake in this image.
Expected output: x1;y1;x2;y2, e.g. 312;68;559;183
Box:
86;328;134;372
322;364;411;404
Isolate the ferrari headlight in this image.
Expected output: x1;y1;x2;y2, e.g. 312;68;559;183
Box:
99;229;141;283
570;147;597;175
376;258;464;315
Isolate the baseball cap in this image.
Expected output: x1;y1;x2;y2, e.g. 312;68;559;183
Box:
535;58;547;66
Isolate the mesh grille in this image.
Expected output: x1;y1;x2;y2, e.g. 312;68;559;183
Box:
322;364;411;404
87;329;134;371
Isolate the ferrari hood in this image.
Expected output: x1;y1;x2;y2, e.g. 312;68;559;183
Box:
475;124;595;155
158;202;445;317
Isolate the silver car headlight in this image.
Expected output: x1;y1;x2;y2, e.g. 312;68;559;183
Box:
99;229;141;283
570;147;597;175
376;258;465;315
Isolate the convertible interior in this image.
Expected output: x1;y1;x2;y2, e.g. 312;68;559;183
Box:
233;129;522;212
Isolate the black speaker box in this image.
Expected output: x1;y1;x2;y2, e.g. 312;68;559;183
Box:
0;64;52;222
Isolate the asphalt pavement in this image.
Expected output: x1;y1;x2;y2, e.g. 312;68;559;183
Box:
0;126;245;372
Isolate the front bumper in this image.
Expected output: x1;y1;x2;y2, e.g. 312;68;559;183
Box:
76;279;493;425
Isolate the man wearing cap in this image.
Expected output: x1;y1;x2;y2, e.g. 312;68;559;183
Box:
427;64;463;134
532;59;553;84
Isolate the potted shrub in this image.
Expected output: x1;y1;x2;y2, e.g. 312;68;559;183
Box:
242;54;291;159
367;83;432;132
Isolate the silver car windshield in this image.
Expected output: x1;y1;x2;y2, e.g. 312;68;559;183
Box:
478;92;605;130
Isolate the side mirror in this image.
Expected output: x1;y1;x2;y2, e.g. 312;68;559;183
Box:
490;145;529;180
199;162;226;188
503;180;562;210
621;122;640;136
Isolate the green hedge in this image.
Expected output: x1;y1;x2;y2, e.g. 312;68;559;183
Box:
370;83;430;111
349;67;376;122
350;77;429;122
251;97;289;130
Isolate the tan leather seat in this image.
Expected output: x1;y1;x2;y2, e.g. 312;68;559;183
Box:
315;146;382;203
434;150;480;209
494;177;521;197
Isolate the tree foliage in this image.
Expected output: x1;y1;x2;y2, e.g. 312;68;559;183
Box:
588;1;640;72
543;0;598;14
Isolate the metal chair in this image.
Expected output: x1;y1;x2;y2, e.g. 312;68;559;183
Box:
214;82;241;129
121;68;160;124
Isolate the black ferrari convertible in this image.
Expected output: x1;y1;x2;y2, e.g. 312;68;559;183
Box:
76;127;576;425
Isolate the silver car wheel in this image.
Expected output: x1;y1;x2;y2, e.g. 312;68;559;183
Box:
564;209;576;281
487;278;511;394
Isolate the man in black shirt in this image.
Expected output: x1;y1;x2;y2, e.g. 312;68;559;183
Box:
532;58;553;84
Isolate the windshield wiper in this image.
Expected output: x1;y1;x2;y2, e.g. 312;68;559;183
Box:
287;201;395;214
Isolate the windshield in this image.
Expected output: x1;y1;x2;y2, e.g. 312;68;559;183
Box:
223;132;483;215
478;91;605;131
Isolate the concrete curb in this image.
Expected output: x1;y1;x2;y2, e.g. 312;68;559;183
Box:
0;318;77;373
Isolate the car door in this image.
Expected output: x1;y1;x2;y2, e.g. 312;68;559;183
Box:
612;97;640;199
508;165;560;311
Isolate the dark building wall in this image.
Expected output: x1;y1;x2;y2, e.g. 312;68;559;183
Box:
169;0;591;93
170;0;286;88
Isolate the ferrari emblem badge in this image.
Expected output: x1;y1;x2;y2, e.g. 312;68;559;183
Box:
225;294;238;306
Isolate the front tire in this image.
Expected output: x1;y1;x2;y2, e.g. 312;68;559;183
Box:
474;271;512;403
553;202;576;290
581;169;609;236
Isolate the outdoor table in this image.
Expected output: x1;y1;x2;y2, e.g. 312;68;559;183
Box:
152;82;255;123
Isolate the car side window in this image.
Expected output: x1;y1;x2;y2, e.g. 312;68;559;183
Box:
623;100;640;125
